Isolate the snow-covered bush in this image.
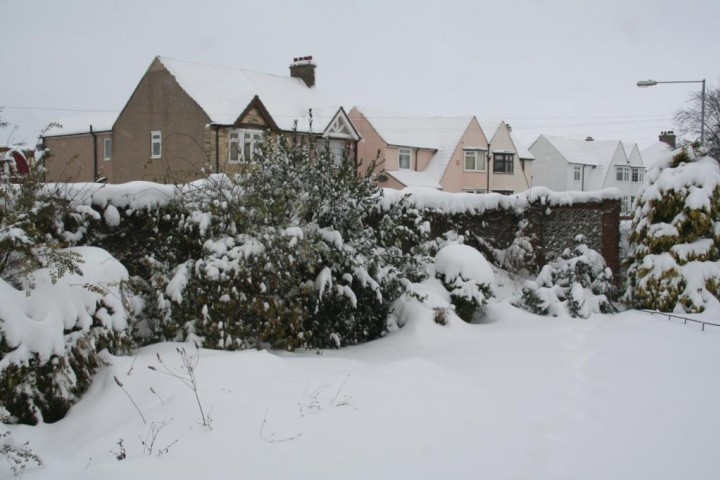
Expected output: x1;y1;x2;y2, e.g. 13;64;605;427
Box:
148;128;426;350
516;235;615;318
623;149;720;313
0;160;82;289
434;244;494;322
0;247;133;424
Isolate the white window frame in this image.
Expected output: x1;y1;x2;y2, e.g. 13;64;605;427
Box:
151;130;162;159
103;138;112;161
631;167;644;183
228;128;264;164
616;166;630;182
463;150;486;172
463;188;487;194
329;139;346;167
398;147;411;170
573;165;581;182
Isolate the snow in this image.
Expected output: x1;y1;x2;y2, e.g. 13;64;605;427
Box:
5;284;720;479
158;57;345;134
42;112;117;137
0;247;130;367
379;185;620;214
435;244;494;285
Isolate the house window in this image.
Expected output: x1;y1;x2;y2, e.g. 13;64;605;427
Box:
631;168;644;183
573;165;581;182
493;153;514;173
463;188;487;194
329;140;345;167
622;195;634;213
151;131;161;159
103;138;112;161
616;166;630;182
464;150;486;171
228;129;264;163
492;189;514;195
399;148;411;169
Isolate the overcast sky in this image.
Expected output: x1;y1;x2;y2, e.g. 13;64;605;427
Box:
1;0;718;149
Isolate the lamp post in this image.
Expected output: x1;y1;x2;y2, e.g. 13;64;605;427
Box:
637;79;706;146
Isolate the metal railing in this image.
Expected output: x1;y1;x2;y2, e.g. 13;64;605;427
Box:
641;309;720;332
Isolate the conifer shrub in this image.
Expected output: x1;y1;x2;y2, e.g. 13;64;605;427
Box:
516;235;615;318
623;148;720;312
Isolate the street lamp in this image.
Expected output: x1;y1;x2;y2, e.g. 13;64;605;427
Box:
636;78;706;146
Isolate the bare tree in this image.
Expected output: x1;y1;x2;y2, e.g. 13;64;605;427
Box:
674;80;720;160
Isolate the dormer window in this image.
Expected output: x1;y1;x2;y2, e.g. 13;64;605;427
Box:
399;147;411;169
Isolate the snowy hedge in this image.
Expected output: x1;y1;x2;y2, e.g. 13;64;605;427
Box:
623;149;720;313
0;247;133;424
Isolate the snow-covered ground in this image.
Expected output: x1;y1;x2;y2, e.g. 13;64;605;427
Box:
5;269;720;480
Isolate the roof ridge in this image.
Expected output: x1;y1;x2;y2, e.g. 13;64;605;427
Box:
157;55;298;83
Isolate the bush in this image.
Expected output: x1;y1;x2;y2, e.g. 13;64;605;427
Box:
148;127;427;350
623;148;720;312
434;244;494;322
0;247;133;424
516;235;615;318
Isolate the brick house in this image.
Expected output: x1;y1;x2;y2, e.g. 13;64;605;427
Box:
46;56;360;184
110;55;359;184
42;113;116;182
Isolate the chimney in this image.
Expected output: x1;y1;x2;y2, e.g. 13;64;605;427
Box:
585;136;594;142
289;55;316;88
658;130;676;148
506;123;512;132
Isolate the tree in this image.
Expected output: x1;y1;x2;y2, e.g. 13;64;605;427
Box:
622;148;720;313
674;80;720;160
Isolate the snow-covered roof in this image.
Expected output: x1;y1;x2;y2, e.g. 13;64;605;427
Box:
540;135;621;167
641;141;678;169
158;56;344;133
509;132;534;160
43;112;117;137
355;107;473;189
479;121;501;143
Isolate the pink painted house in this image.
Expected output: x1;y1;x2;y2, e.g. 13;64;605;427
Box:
349;107;534;194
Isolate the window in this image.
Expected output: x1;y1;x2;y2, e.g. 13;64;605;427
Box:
493;153;514;173
329;140;345;167
151;131;161;159
631;168;644;183
103;138;111;161
622;195;634;214
399;148;411;169
463;150;486;171
492;189;514;195
228;129;264;163
573;165;581;182
616;166;630;182
463;188;487;194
